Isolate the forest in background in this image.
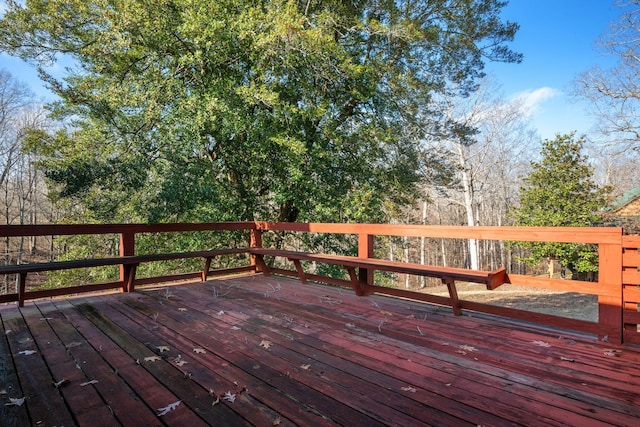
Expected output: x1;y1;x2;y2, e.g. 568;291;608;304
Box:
0;1;639;292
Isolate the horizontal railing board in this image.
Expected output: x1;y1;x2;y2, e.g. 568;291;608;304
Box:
256;222;623;244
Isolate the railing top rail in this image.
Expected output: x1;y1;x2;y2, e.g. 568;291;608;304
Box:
256;222;623;244
0;221;623;245
0;222;255;237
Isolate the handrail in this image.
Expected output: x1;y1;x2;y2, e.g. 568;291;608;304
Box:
0;222;629;343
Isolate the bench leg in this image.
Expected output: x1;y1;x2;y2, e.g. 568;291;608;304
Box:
125;264;138;293
345;266;368;296
203;256;214;281
443;278;462;316
253;254;271;276
18;272;27;307
291;259;307;284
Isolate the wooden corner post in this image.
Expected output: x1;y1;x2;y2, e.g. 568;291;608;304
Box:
119;231;135;292
598;241;623;344
358;233;374;286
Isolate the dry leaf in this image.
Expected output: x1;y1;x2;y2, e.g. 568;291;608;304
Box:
217;310;225;315
400;386;417;393
40;317;53;321
260;340;272;350
222;391;236;403
604;349;622;357
80;380;98;387
175;360;187;366
531;340;551;348
193;348;206;354
144;356;162;362
157;400;181;416
178;308;187;312
211;396;220;406
459;345;477;352
300;364;311;370
560;357;575;362
5;397;25;407
5;330;12;335
156;346;170;353
65;341;82;349
272;417;282;426
18;350;37;356
380;310;393;317
53;379;69;389
231;326;241;330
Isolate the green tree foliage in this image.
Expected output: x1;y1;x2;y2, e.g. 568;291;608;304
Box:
0;0;520;224
512;133;610;274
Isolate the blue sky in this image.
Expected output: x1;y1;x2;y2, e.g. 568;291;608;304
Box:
485;0;623;140
0;1;625;140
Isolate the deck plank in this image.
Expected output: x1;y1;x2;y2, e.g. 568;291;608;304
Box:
69;298;250;427
184;278;618;426
99;294;387;427
0;308;30;427
115;288;446;427
1;274;639;426
51;299;208;427
1;305;77;426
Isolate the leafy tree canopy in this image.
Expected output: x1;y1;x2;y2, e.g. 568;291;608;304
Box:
0;0;520;224
512;133;610;273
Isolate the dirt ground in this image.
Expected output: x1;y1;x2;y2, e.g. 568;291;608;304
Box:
426;282;598;322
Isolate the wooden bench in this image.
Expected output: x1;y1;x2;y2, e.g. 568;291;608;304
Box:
0;248;250;306
249;248;507;315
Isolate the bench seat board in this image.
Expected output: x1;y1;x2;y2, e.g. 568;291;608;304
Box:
249;248;507;315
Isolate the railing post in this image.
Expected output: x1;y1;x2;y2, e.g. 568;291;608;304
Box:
120;231;135;292
358;233;374;285
598;241;623;344
250;227;263;273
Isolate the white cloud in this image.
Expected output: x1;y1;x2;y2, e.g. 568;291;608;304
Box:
513;87;562;116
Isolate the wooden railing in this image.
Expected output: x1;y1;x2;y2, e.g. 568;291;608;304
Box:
0;222;634;344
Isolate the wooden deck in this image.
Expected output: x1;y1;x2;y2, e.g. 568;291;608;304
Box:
1;274;639;426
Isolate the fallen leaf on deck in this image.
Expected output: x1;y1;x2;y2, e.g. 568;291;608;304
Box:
211;396;220;406
193;348;206;354
380;310;393;317
300;364;311;370
272;417;282;425
603;349;622;357
54;379;69;388
80;380;98;387
260;340;272;350
39;317;53;321
5;330;12;334
560;357;575;362
178;308;187;312
217;310;225;315
175;359;187;366
156;346;170;353
144;356;162;362
222;391;236;403
345;323;355;328
157;400;181;416
5;397;25;407
531;340;551;348
65;341;82;348
18;350;37;356
400;386;417;393
459;345;477;352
